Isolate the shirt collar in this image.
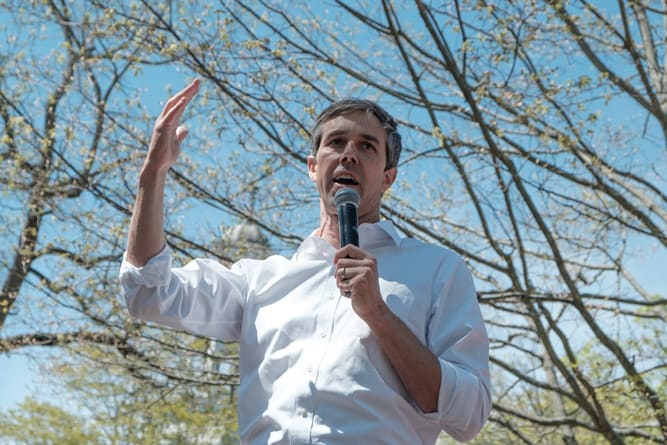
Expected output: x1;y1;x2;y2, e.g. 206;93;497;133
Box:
294;220;403;261
359;220;403;248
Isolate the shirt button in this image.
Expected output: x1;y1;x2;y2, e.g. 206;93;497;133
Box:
319;331;327;338
307;366;313;373
301;410;308;418
328;295;335;301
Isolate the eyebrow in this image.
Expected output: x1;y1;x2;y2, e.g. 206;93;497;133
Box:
324;129;381;144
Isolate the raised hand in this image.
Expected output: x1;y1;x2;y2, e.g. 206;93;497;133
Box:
126;79;200;266
143;79;200;173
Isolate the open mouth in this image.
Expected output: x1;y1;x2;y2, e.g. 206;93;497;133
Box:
333;176;359;186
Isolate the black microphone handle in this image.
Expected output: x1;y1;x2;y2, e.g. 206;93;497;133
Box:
338;202;359;247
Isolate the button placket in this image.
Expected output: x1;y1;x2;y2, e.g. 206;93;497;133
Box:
292;268;344;440
297;273;338;389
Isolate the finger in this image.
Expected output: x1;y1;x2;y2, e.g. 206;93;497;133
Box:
337;265;362;288
337;267;347;280
334;244;364;262
340;275;355;298
157;96;185;129
176;125;189;144
163;79;199;110
336;264;356;288
160;79;200;120
337;276;353;296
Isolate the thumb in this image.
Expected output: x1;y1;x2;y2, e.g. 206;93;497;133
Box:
176;125;189;144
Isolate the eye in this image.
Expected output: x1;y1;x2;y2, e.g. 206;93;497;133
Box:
362;141;376;150
329;137;345;147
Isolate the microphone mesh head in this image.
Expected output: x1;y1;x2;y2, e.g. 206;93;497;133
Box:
334;188;360;207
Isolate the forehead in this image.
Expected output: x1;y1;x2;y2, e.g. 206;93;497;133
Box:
320;110;386;141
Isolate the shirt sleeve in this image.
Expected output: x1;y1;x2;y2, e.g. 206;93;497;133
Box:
422;255;492;442
118;245;246;341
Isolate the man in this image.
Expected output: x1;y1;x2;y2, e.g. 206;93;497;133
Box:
120;79;491;444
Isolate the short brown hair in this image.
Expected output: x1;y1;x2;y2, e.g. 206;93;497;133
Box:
310;98;402;170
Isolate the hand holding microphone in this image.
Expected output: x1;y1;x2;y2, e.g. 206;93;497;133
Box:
333;188;385;317
334;188;362;298
334;188;360;248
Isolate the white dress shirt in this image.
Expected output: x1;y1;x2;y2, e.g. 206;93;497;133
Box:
119;221;491;444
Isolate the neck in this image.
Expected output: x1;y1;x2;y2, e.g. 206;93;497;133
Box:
317;208;340;248
317;201;379;248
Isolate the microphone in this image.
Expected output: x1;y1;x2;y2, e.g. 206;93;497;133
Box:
334;188;360;247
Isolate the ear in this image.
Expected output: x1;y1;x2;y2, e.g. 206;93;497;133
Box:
307;155;317;182
381;167;397;192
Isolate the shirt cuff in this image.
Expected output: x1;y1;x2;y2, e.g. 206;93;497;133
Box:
119;245;172;288
420;358;491;442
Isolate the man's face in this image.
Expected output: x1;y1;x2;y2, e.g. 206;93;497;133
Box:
307;110;397;223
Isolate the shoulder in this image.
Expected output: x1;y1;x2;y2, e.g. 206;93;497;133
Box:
232;254;291;276
398;237;467;266
378;221;467;267
394;238;475;296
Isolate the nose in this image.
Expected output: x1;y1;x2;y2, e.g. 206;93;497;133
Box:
340;141;359;164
